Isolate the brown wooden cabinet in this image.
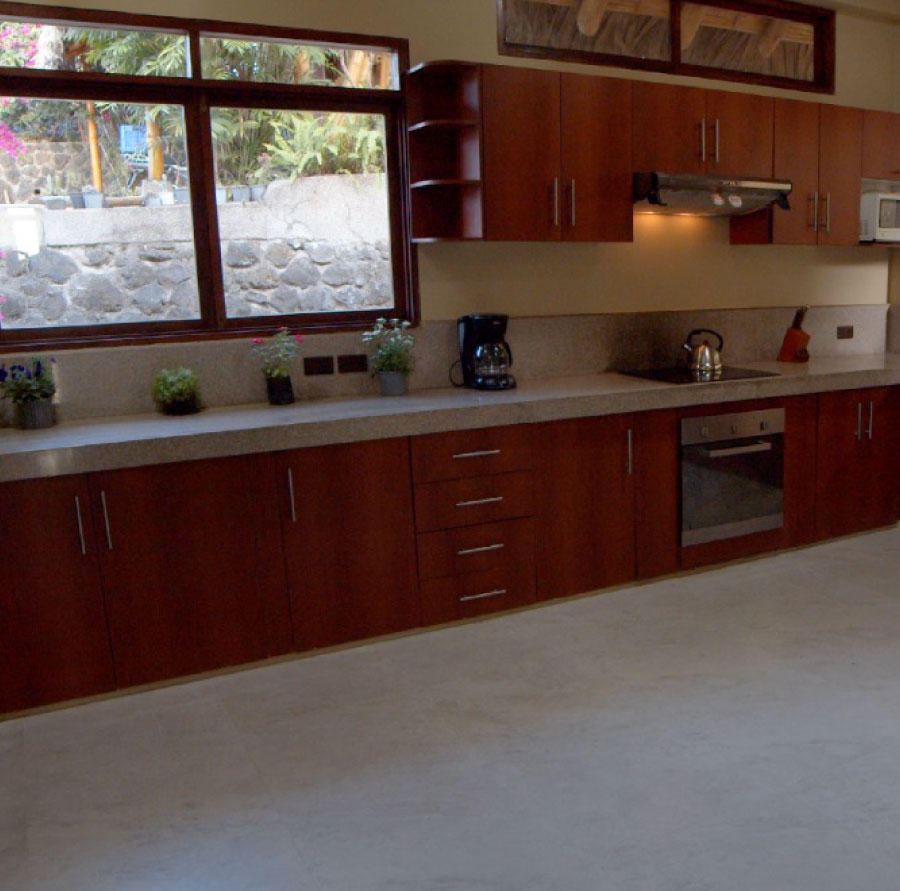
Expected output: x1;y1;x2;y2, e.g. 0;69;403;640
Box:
862;110;900;181
535;414;636;600
815;387;900;540
819;104;864;246
273;438;420;650
482;66;632;242
633;82;773;177
0;474;115;714
90;456;291;688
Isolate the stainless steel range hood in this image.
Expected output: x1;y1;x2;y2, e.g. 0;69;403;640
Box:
633;172;792;217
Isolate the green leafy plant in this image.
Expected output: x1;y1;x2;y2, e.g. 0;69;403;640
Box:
0;357;56;404
251;327;303;378
151;366;201;414
361;317;414;374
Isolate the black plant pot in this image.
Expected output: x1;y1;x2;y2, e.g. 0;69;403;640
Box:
160;396;201;416
266;375;295;406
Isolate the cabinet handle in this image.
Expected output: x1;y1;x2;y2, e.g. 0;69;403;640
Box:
100;490;113;551
456;496;503;508
287;468;297;523
856;402;863;441
552;177;560;227
868;400;874;440
812;191;819;233
825;192;831;233
703;441;772;459
627;428;633;476
74;495;86;556
459;588;507;604
714;118;720;166
457;542;506;556
452;449;501;460
570;179;576;227
700;116;706;162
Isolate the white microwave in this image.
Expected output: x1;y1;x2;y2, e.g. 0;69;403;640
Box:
860;192;900;242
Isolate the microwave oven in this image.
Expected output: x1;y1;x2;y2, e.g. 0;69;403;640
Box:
860;192;900;243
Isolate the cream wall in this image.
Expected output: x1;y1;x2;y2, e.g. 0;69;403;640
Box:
22;0;900;318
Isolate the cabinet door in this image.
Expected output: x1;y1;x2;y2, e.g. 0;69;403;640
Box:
706;91;773;177
274;439;419;650
632;82;707;175
0;475;115;714
862;110;900;181
482;65;562;241
535;415;635;600
772;99;820;246
818;105;863;246
91;456;291;688
560;73;632;242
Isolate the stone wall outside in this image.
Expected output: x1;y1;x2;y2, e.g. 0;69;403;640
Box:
0;141;112;203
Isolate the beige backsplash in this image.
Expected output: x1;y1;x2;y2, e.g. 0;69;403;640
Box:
0;303;889;425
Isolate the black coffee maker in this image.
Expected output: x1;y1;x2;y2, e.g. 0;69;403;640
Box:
457;314;516;390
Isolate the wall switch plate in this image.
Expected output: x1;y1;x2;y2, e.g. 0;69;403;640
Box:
337;354;368;374
303;356;335;376
836;325;854;340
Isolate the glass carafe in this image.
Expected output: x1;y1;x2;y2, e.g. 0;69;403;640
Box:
472;342;510;383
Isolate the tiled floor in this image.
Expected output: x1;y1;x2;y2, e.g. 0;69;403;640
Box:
5;527;900;890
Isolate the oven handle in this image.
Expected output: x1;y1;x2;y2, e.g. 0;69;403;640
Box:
702;441;773;459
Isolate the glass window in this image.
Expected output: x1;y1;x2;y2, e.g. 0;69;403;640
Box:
0;97;199;329
199;37;398;89
209;107;393;319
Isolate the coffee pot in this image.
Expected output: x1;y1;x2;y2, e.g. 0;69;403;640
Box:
683;328;724;372
456;314;516;390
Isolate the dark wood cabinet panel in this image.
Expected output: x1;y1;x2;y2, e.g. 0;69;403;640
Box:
417;518;534;580
818;105;863;247
535;414;636;600
632;82;707;175
862;110;900;181
560;73;632;242
482;65;562;241
773;99;820;246
411;424;534;483
91;456;291;688
420;562;536;625
706;90;773;177
0;475;115;714
815;387;900;539
274;438;419;651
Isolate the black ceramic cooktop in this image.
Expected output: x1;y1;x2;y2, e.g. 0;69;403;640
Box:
620;366;779;385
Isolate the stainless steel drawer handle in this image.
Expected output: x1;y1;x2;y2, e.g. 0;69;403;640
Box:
74;495;86;556
459;588;507;604
457;542;505;556
703;441;772;459
455;496;503;508
452;449;501;460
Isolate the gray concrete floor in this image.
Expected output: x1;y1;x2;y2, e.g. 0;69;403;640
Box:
4;527;900;890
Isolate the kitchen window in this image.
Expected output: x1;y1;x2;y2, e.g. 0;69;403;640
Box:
0;4;414;350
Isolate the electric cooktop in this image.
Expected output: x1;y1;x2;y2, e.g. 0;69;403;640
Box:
620;366;779;385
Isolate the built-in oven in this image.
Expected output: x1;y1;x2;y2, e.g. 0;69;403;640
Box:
680;408;785;547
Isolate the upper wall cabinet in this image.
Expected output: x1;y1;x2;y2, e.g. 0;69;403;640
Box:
862;110;900;181
632;82;773;178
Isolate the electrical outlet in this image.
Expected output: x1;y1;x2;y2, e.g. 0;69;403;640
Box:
337;354;368;374
303;356;335;375
836;325;854;340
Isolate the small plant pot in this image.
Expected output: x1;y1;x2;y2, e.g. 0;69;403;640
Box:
14;399;55;430
215;187;227;205
250;185;267;202
82;191;105;209
174;187;190;204
376;371;408;397
158;396;201;416
266;375;295;406
68;191;85;209
230;186;250;203
41;196;68;210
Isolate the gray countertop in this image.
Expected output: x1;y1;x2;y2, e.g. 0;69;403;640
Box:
3;354;900;483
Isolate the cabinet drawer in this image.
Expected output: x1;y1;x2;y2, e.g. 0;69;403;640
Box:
411;425;534;483
417;518;534;580
420;563;536;625
414;470;535;532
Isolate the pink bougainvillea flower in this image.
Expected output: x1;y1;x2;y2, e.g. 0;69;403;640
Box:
293;334;303;343
252;337;264;345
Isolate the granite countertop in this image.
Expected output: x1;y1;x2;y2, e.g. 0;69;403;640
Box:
3;354;900;483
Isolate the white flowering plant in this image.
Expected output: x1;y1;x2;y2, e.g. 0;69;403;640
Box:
251;327;304;378
361;317;414;374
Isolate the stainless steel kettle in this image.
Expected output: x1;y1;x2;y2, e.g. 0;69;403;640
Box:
683;329;724;372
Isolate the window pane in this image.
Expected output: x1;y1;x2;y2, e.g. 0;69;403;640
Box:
501;0;671;63
210;107;394;319
200;37;397;89
0;97;200;330
681;3;814;82
0;21;188;77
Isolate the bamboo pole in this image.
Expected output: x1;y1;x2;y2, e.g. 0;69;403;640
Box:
146;116;164;180
85;101;103;192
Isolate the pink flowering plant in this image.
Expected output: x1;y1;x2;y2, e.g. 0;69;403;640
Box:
0;357;56;404
251;327;303;378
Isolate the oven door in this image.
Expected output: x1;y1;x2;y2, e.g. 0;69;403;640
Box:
681;409;785;547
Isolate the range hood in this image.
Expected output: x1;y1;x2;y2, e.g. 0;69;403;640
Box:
633;172;792;217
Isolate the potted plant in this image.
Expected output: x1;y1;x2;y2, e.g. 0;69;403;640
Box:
152;367;202;415
251;327;303;405
81;186;105;209
361;317;414;396
250;152;272;201
0;357;57;429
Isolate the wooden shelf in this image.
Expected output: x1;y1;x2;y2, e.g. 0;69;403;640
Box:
409;119;479;132
411;178;481;189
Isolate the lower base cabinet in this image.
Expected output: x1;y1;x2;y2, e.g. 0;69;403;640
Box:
91;456;292;688
271;438;420;650
0;475;115;714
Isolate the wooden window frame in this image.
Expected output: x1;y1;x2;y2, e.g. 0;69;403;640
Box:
497;0;835;94
0;2;417;352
